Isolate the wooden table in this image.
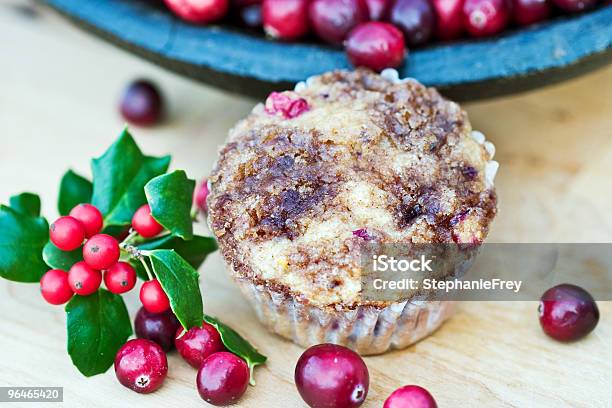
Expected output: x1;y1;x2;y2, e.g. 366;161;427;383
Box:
1;1;610;406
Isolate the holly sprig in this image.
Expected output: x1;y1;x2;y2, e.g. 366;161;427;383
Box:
0;128;266;379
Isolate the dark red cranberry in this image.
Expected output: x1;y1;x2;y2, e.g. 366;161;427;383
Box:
551;0;596;11
194;179;209;213
264;91;310;118
69;204;103;238
68;261;102;296
345;22;406;71
232;0;261;7
463;0;509;37
263;0;310;40
119;80;163;126
197;352;250;406
237;3;263;28
163;0;229;24
175;322;225;368
140;279;171;314
390;0;436;47
365;0;392;20
308;0;369;45
539;284;599;342
132;204;164;238
49;216;85;251
295;343;369;408
135;307;181;352
114;339;168;394
104;262;137;294
83;234;120;270
432;0;465;40
40;269;74;305
513;0;550;25
383;385;437;408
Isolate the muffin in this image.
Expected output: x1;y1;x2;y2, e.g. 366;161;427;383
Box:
207;69;498;355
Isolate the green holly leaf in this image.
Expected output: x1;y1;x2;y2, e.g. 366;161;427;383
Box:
58;170;93;216
145;171;195;240
9;193;41;217
204;314;267;385
65;289;132;377
43;241;82;271
0;205;49;282
148;250;203;330
91;128;170;227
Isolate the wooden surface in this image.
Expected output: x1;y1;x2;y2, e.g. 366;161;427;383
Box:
1;1;611;407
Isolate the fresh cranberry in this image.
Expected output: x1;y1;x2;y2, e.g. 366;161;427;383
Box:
140;279;170;314
233;0;261;7
463;0;509;37
237;3;263;27
83;234;120;270
40;269;73;305
114;339;168;394
194;179;210;213
196;352;250;406
264;91;310;118
175;322;225;368
551;0;596;11
295;343;369;408
365;0;391;20
263;0;310;40
132;204;164;238
512;0;550;25
69;204;103;238
390;0;436;47
135;307;181;352
383;385;438;408
49;216;85;251
432;0;465;40
163;0;229;24
68;261;102;296
539;284;599;342
345;22;406;71
119;80;163;126
308;0;369;45
104;262;137;294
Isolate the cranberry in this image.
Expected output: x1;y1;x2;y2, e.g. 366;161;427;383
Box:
140;279;170;314
295;344;369;408
135;307;181;352
390;0;436;47
114;339;168;394
119;80;163;126
308;0;369;45
196;352;249;406
104;262;137;294
432;0;464;40
463;0;509;37
512;0;550;25
49;216;85;251
365;0;391;20
40;269;73;305
83;234;120;270
237;4;263;27
175;322;225;368
264;91;310;118
539;284;599;342
551;0;596;12
69;204;103;238
194;179;210;213
132;204;164;238
263;0;310;40
345;22;406;71
383;385;438;408
163;0;229;24
68;261;102;296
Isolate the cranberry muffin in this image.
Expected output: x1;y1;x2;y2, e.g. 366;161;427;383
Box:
208;69;498;355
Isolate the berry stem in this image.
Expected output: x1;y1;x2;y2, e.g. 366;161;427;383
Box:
139;257;154;281
121;229;139;245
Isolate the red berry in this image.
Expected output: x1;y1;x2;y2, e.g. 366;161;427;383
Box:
463;0;509;37
69;204;103;238
175;322;225;368
140;279;170;314
512;0;550;25
163;0;229;24
365;0;392;20
383;385;438;408
345;22;406;71
135;307;181;352
132;204;164;238
539;284;599;342
432;0;465;40
194;179;210;213
119;80;163;126
40;269;73;305
551;0;596;12
263;0;310;41
390;0;436;47
264;91;310;118
308;0;369;45
68;261;102;296
104;262;137;294
114;339;168;394
49;216;85;251
83;234;120;270
295;344;369;408
196;352;249;406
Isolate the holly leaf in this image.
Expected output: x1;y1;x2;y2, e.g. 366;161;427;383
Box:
65;289;132;377
145;171;195;240
148;250;203;330
10;193;41;217
91;128;170;227
204;314;267;385
58;170;93;216
0;205;49;282
43;241;82;271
